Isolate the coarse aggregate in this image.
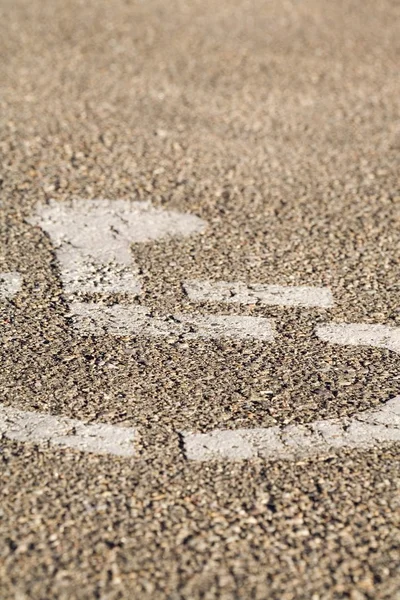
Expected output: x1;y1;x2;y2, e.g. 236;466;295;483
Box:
0;0;399;598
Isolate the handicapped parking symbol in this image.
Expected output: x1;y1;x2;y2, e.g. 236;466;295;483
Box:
1;198;399;460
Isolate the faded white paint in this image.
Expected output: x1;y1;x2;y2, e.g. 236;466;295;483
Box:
0;272;22;299
184;396;400;461
316;323;400;354
70;302;275;341
29;199;206;295
0;405;136;456
185;319;400;461
184;280;333;308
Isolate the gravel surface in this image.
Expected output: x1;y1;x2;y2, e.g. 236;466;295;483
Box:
1;0;399;598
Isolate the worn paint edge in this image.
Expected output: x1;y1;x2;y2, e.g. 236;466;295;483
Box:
0;406;137;457
184;280;334;308
70;303;275;341
183;396;400;461
0;272;22;299
316;322;400;354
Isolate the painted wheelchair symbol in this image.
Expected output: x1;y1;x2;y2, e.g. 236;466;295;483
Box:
1;199;399;460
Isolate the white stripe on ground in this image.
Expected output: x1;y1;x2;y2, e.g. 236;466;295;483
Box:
70;303;275;341
28;199;206;296
0;272;22;299
184;320;400;460
316;323;400;354
0;406;136;456
183;396;400;461
184;280;333;308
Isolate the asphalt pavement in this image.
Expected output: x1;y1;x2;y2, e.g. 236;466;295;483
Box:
0;0;399;598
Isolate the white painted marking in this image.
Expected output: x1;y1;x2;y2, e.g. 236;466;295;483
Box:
185;320;400;460
28;200;206;295
183;397;400;461
0;272;22;299
316;323;400;354
70;303;275;341
184;280;333;308
0;406;136;456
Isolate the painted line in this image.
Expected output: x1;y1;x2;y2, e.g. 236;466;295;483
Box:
184;322;400;461
0;405;136;456
316;323;400;354
0;272;22;299
183;396;400;461
70;303;275;341
184;280;333;308
28;199;206;296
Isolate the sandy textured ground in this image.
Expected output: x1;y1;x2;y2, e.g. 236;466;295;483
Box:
0;0;399;598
